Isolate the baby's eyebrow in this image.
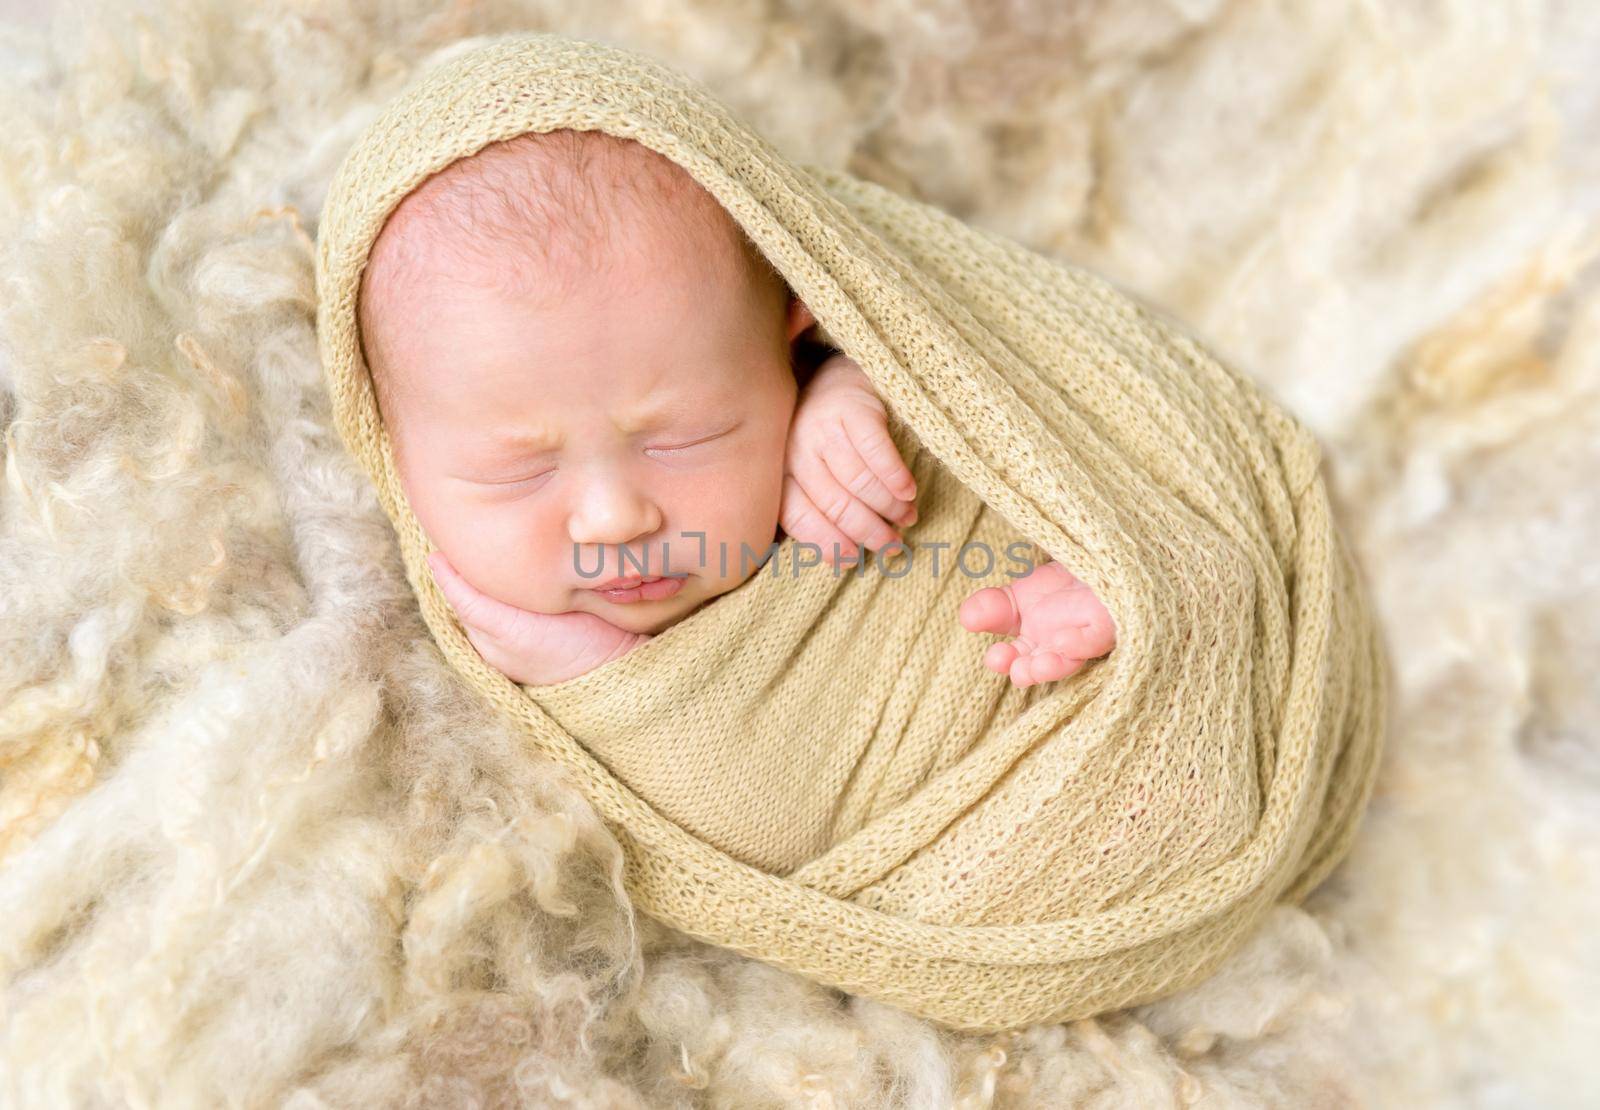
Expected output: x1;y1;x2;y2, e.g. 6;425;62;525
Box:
501;389;736;449
471;398;723;461
483;429;562;456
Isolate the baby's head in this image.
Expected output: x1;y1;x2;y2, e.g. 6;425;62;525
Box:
357;129;815;636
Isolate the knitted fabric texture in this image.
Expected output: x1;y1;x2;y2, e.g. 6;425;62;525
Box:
314;32;1388;1032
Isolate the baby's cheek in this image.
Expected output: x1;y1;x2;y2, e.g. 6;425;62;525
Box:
454;506;568;610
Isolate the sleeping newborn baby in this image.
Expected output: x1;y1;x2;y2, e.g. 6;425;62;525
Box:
356;129;1117;688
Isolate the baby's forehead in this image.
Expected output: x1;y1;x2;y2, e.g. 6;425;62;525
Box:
366;129;760;304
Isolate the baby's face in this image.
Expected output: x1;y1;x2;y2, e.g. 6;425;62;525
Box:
368;210;812;637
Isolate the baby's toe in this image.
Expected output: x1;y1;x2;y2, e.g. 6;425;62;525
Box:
983;641;1019;674
1030;651;1071;684
1009;653;1046;687
960;587;1020;635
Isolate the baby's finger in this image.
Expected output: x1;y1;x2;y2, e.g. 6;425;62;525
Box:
840;406;917;502
779;474;861;567
831;412;918;524
790;444;904;552
426;553;524;643
426;551;475;612
459;623;510;673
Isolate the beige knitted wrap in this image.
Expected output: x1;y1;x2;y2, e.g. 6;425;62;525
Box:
314;32;1388;1032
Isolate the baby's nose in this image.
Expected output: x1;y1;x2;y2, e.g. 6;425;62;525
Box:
566;477;662;547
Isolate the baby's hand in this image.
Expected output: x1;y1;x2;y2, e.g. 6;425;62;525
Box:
958;558;1117;688
425;552;649;686
781;352;918;566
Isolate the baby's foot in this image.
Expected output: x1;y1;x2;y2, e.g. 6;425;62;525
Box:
958;559;1117;687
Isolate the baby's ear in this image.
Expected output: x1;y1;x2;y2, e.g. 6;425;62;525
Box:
786;296;817;343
